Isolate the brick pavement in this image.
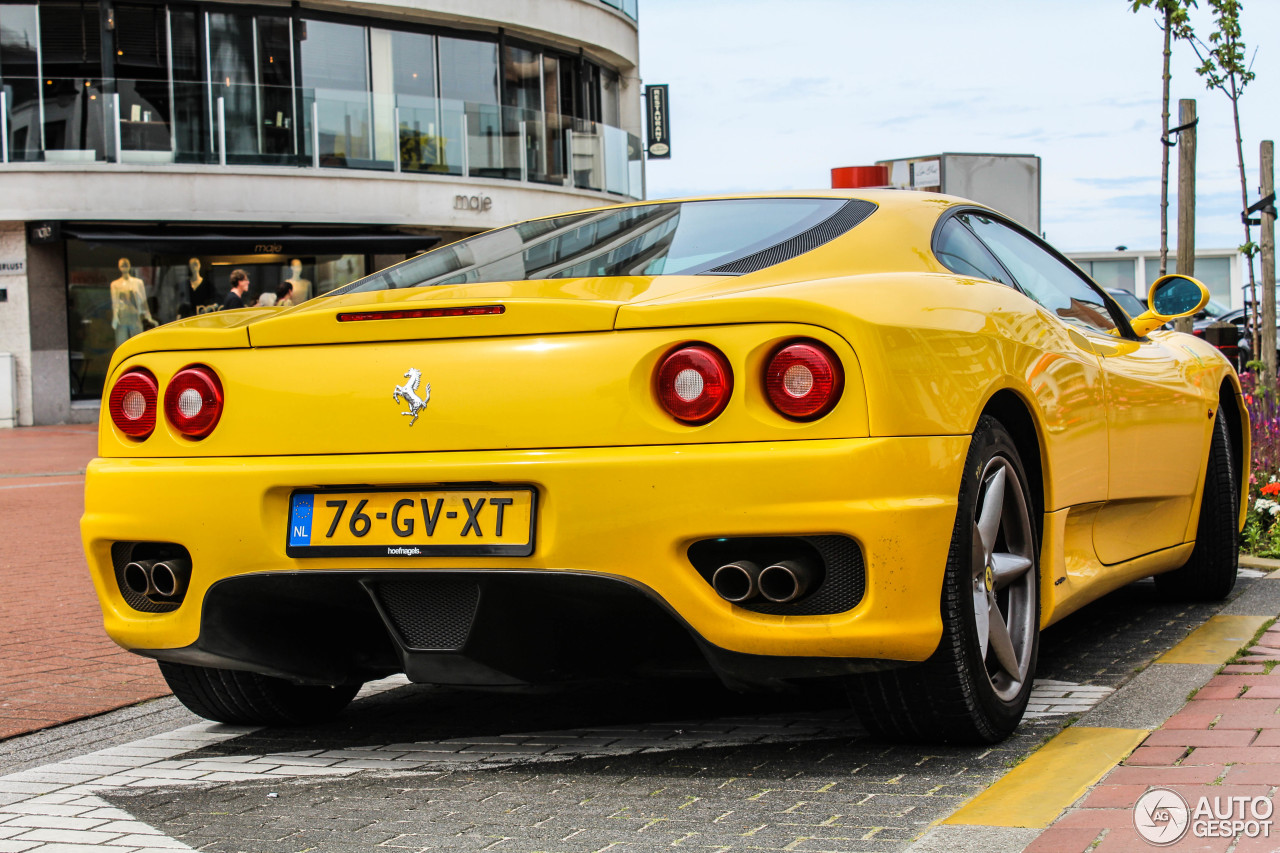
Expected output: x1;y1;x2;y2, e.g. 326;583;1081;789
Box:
0;425;170;741
1029;622;1280;852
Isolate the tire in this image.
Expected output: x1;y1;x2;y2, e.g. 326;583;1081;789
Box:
158;661;360;725
1155;411;1238;601
848;415;1040;744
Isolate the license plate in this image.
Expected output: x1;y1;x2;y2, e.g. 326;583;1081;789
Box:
286;486;536;557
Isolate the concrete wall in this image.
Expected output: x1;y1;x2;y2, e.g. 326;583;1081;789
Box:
26;241;70;425
0;224;33;426
0;167;631;230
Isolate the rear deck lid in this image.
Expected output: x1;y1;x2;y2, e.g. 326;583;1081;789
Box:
244;276;706;347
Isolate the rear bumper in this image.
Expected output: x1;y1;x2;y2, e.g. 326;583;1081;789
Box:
82;436;968;679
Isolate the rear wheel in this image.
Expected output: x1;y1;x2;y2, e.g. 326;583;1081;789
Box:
849;416;1040;744
1155;411;1238;601
158;661;360;725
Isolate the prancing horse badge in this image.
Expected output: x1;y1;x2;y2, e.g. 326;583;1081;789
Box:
392;367;431;425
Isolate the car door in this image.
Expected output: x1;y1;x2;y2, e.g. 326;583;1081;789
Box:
934;213;1109;512
963;214;1209;565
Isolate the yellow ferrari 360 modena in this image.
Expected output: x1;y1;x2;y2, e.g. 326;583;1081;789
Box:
82;191;1247;744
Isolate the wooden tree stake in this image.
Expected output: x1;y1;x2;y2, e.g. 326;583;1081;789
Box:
1175;99;1196;333
1263;140;1276;382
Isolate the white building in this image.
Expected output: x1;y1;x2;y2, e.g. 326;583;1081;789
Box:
1064;248;1249;309
0;0;643;425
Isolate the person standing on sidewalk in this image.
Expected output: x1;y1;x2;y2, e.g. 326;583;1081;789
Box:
221;270;250;310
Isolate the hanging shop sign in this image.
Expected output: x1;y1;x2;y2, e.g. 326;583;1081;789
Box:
645;84;671;159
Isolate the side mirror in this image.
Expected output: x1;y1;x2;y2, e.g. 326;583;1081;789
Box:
1129;274;1210;336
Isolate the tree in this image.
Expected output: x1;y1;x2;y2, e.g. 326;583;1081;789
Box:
1189;0;1259;357
1129;0;1196;279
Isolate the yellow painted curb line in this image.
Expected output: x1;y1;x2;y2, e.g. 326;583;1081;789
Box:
1156;613;1272;664
943;726;1147;828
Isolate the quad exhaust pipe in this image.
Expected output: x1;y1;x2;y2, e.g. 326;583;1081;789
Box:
711;558;815;604
123;557;191;602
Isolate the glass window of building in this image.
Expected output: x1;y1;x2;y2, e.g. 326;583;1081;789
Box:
39;0;105;159
542;53;565;180
439;36;498;106
1146;256;1232;301
1075;259;1136;292
209;10;293;163
257;15;294;156
391;31;435;100
440;36;501;178
208;11;256;157
302;19;372;164
301;19;368;92
601;69;620;127
390;30;445;173
3;1;634;186
114;3;170;161
0;4;42;160
503;44;541;114
503;43;558;183
167;9;207;162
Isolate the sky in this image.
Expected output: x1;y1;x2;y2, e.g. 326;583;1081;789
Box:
636;0;1280;254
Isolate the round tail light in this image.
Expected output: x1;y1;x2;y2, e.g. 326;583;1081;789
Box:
656;344;733;425
765;340;843;420
107;368;158;439
164;366;224;438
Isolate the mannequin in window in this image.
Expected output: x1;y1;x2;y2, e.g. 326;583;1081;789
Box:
110;258;155;345
285;259;312;303
180;258;219;318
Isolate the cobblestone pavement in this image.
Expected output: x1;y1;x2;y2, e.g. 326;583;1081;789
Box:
0;426;170;739
0;573;1257;853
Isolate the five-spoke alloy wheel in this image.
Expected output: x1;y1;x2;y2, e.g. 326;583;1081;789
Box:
970;455;1037;703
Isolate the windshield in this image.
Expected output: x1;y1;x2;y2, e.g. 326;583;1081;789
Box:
336;198;851;296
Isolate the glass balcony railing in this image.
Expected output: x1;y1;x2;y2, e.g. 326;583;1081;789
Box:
599;0;639;20
0;77;644;199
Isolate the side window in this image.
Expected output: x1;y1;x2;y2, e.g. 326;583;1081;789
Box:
963;214;1119;334
934;217;1012;285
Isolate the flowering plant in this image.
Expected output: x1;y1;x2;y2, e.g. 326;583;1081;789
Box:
1240;371;1280;555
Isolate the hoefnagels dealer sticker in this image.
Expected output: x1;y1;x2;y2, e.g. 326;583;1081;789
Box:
1134;787;1273;845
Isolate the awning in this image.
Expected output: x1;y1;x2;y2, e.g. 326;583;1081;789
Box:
59;224;441;256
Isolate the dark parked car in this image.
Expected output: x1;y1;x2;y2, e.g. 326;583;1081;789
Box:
1105;288;1147;320
1193;305;1280;371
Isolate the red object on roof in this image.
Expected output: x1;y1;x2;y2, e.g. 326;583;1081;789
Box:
831;165;889;189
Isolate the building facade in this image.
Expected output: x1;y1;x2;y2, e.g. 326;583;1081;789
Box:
0;0;643;425
1063;248;1248;309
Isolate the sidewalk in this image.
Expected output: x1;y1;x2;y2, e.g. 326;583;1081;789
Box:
0;425;169;740
913;561;1280;852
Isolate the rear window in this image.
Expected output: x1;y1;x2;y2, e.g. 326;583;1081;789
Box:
336;198;861;295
